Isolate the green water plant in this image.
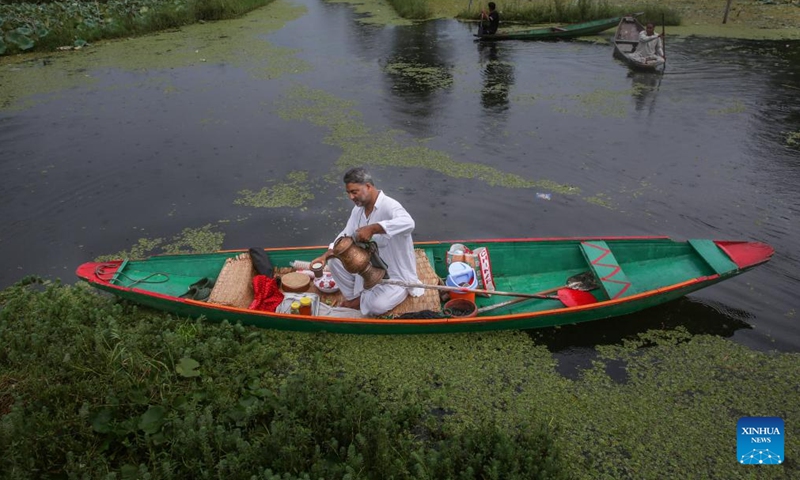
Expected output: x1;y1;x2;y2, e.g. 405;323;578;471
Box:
0;281;565;478
0;0;274;56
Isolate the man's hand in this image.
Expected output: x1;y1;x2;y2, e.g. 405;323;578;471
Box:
354;226;374;243
310;251;332;269
354;224;384;243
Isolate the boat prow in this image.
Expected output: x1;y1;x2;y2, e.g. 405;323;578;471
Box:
714;241;774;269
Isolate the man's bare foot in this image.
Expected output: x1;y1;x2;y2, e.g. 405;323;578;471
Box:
339;297;361;310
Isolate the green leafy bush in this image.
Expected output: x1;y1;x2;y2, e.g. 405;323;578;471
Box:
0;281;565;478
0;0;273;56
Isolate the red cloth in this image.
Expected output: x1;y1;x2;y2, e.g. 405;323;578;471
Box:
249;275;284;312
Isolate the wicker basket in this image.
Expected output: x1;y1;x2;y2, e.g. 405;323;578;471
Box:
385;249;441;317
208;254;256;309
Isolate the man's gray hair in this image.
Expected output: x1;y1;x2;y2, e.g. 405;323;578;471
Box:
343;167;374;185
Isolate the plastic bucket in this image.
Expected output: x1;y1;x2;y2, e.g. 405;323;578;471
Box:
448;262;475;283
446;263;477;303
444;298;477;318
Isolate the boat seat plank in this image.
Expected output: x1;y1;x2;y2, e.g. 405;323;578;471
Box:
688;239;738;275
579;241;634;300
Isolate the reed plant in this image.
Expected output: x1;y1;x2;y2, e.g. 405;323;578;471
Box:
456;0;681;26
387;0;432;19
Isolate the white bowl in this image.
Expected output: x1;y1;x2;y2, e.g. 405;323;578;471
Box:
314;273;339;293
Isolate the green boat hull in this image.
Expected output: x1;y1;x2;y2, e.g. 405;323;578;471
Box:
475;16;621;41
76;236;773;334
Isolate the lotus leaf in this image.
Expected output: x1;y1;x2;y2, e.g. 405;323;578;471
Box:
6;30;34;50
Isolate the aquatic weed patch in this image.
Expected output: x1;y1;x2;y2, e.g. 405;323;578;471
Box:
94;224;224;261
708;98;747;116
324;0;412;26
234;170;317;208
0;2;307;112
554;87;634;119
384;60;454;91
313;328;799;479
786;130;800;148
0;0;280;56
0;282;566;478
1;282;797;477
276;85;580;194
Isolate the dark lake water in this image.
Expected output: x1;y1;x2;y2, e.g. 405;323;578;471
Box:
1;1;798;357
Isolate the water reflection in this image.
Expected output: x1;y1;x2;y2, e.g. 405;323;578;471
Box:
528;296;753;351
629;71;661;115
527;297;754;380
383;22;454;99
477;42;514;110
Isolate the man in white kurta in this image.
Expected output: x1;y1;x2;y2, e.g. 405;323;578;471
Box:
632;22;665;64
311;168;424;316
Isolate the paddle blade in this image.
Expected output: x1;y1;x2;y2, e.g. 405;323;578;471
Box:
556;289;597;307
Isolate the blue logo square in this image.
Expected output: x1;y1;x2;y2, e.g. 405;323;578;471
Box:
737;417;784;465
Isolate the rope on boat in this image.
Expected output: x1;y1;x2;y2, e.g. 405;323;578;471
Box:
94;263;170;288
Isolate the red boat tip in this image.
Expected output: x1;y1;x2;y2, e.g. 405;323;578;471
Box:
715;241;774;269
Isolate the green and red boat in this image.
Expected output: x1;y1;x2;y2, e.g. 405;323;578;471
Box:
76;236;773;334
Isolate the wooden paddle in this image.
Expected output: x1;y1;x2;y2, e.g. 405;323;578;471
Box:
381;271;598;302
661;13;666;68
477;272;599;313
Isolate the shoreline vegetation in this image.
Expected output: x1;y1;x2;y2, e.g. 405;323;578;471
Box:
2;0;800;56
1;278;798;478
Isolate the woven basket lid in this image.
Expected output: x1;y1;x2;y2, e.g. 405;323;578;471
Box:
281;272;311;293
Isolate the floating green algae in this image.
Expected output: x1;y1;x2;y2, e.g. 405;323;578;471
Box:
277;326;799;478
559;88;634;119
708;98;746;116
0;1;308;112
324;0;412;26
160;225;226;254
235;170;317;208
384;61;454;90
787;130;800;147
585;193;614;209
275;85;579;194
93;224;224;261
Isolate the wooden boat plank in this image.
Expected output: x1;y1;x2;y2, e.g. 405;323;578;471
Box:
580;241;633;300
688;239;739;275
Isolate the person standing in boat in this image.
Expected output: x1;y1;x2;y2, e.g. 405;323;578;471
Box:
479;2;500;35
633;22;665;63
310;167;424;316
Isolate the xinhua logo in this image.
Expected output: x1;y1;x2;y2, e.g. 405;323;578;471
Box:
737;417;784;465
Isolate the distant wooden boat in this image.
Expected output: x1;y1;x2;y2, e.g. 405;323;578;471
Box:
613;15;665;71
474;16;621;41
76;236;773;334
